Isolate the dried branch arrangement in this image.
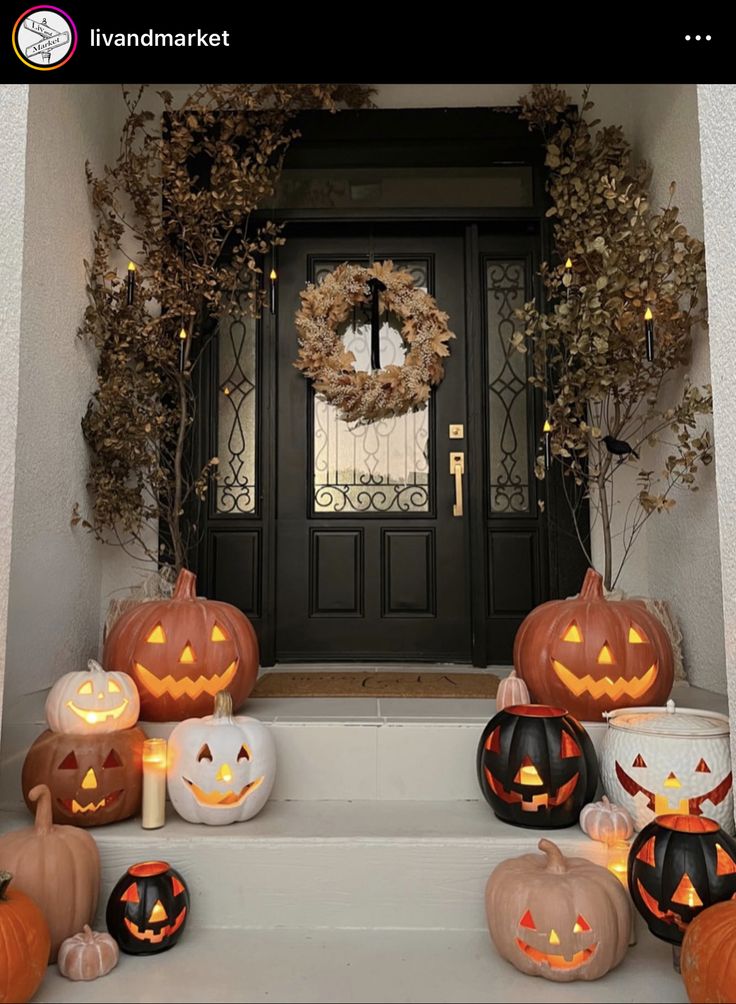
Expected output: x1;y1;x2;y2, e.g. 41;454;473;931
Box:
78;83;371;571
515;85;712;590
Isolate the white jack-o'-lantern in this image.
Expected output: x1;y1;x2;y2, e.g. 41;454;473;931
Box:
600;701;733;834
167;692;275;825
45;660;140;735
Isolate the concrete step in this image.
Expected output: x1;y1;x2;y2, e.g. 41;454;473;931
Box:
2;799;611;932
0;680;718;808
33;925;687;1004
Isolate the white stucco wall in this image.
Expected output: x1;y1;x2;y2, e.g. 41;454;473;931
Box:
1;85;122;736
698;84;736;772
0;85;29;747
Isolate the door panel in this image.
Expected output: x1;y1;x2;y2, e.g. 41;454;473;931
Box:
275;230;470;661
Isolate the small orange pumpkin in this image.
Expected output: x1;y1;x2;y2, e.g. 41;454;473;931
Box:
0;870;51;1004
103;568;258;721
514;568;674;721
681;900;736;1002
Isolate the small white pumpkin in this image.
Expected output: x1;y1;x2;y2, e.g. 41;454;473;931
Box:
45;660;140;735
167;692;276;825
496;670;531;712
58;925;119;981
579;795;634;843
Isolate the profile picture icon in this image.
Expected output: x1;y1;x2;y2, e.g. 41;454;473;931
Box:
12;6;77;70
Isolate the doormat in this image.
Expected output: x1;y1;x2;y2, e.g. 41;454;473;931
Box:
251;671;500;699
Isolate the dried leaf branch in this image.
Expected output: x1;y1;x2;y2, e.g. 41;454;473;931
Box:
516;85;712;590
79;83;372;572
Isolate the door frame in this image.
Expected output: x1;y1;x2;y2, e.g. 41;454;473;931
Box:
194;107;589;666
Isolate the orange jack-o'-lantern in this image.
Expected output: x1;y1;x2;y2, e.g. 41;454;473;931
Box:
22;729;144;827
103;569;258;722
514;568;674;721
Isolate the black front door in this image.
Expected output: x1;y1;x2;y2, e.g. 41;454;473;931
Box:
196;218;587;665
275;227;470;661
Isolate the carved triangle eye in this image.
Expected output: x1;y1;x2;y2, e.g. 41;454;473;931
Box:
632;754;647;768
561;732;581;758
121;882;139;903
197;744;213;762
561;622;582;643
58;752;78;770
519;909;536;930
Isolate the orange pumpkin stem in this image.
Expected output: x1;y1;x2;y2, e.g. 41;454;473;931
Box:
0;870;11;900
28;784;53;835
173;569;198;600
538;838;568;874
579;568;604;600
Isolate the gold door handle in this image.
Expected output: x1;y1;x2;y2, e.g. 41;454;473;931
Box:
449;451;465;517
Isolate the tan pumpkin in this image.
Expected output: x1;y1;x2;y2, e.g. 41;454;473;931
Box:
103;568;258;722
0;870;51;1004
485;838;631;982
681;900;736;1003
579;796;634;843
495;669;531;712
514;568;674;721
0;784;100;962
58;925;119;981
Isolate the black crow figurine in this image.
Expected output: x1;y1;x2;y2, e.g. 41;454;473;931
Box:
603;435;639;460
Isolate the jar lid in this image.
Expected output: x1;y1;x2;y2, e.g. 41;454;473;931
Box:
605;700;729;737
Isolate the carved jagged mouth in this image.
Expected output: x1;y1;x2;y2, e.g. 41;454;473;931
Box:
552;659;658;701
615;762;733;815
635;881;687;931
515;938;597;970
484;768;579;812
124;907;187;943
59;790;123;814
134;661;237;700
183;776;264;808
66;699;129;724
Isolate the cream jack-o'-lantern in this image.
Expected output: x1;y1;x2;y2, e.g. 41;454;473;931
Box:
167;692;275;825
601;702;733;834
45;660;139;735
514;569;674;721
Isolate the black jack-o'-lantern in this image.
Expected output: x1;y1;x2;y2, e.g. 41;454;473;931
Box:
477;705;598;828
106;861;189;955
628;814;736;945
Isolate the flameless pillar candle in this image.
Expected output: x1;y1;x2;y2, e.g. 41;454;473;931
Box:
142;738;167;829
607;839;637;945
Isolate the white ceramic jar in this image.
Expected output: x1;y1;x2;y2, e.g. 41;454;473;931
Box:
600;700;733;834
